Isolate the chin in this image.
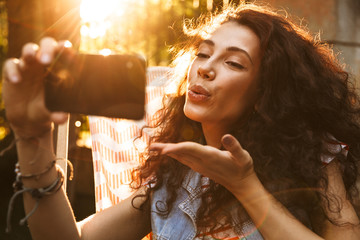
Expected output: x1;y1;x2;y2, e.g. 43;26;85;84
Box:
184;105;209;124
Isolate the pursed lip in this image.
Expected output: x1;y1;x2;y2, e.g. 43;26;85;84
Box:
188;84;211;96
187;84;211;102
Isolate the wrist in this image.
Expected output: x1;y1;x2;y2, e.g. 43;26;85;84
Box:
15;129;56;185
12;123;53;141
230;173;269;204
16;161;60;189
15;128;53;153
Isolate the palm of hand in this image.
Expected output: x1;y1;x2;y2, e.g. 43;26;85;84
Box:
149;135;255;194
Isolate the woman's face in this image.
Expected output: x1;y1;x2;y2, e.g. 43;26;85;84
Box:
184;21;261;131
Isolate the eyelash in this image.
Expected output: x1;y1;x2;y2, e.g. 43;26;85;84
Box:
196;52;245;70
226;61;245;70
196;52;209;58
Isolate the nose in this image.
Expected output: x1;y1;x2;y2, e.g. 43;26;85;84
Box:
197;64;215;80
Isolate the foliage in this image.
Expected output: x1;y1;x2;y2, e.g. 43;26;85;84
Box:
0;0;9;141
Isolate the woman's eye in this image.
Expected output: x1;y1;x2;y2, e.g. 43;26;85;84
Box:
196;52;209;58
226;61;245;69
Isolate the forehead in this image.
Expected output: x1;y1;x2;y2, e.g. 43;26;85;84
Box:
204;21;261;60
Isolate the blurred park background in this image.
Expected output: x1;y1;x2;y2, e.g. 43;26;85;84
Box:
0;0;359;239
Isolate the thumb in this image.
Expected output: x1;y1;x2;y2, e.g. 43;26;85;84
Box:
50;112;69;125
221;134;245;158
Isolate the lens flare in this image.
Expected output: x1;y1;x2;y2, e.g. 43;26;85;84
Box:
79;0;131;39
80;0;124;22
99;48;112;56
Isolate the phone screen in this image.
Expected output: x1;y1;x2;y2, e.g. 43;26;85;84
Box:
44;53;146;119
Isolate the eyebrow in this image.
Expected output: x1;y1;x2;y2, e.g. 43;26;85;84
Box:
200;39;254;65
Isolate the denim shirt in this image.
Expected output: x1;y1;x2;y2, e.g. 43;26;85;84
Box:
151;170;264;240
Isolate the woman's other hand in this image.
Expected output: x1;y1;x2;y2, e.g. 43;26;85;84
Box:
149;134;256;196
2;37;71;138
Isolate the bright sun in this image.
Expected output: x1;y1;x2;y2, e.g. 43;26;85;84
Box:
79;0;131;39
78;0;160;54
80;0;128;22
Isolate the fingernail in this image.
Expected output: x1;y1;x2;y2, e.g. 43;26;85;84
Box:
10;74;19;83
40;54;51;64
222;135;233;146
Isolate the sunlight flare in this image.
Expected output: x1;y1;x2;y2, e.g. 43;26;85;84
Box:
80;0;128;22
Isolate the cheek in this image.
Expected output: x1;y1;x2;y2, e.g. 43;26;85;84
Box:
187;59;198;80
220;81;257;117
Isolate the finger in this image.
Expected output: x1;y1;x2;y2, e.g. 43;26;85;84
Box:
21;42;39;64
54;40;76;63
50;112;69;125
150;142;203;156
221;134;247;159
150;142;219;167
57;40;74;51
37;37;58;65
58;40;72;49
149;143;181;156
2;58;21;83
166;152;192;164
149;143;166;154
149;144;184;162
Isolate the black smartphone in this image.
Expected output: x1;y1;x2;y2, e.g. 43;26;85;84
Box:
44;53;146;119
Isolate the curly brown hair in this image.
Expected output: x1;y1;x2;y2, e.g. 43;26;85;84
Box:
132;3;360;237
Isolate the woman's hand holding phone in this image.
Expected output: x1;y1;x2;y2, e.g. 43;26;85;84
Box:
2;37;71;139
2;35;146;139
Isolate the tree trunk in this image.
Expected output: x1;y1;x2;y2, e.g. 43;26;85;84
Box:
6;0;81;58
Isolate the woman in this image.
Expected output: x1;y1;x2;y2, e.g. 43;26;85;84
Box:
2;3;360;240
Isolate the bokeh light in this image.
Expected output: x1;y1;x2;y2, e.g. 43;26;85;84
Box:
0;126;7;141
75;120;82;127
99;48;112;56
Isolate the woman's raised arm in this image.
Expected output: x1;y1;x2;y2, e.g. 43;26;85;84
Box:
2;37;150;240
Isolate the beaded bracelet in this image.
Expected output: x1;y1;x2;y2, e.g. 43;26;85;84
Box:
14;160;56;181
2;134;74;233
6;166;64;233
